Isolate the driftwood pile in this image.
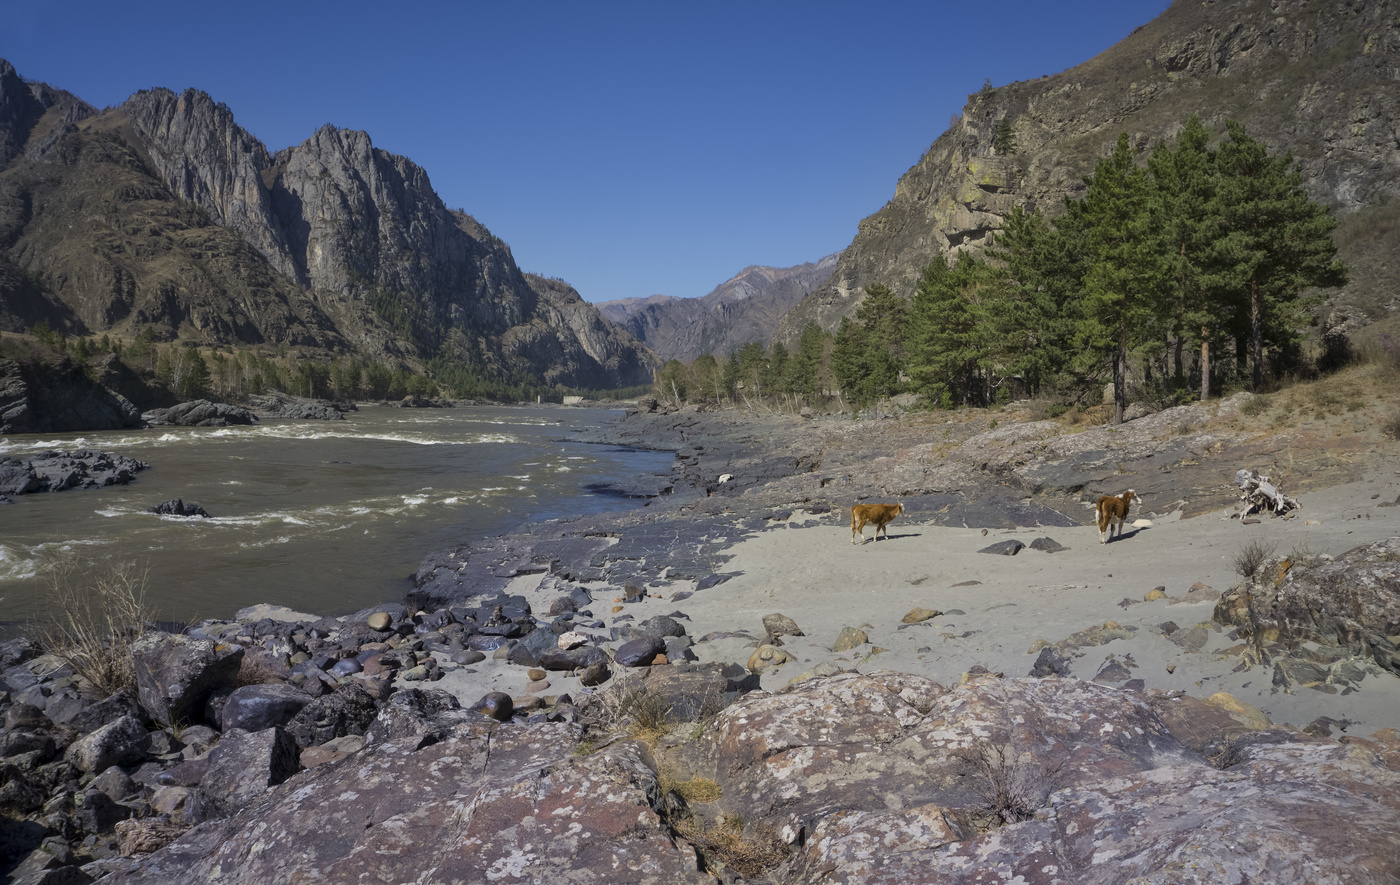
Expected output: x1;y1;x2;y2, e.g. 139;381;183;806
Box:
1234;468;1301;518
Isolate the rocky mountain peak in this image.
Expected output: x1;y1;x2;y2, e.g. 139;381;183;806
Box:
0;59;656;390
776;0;1400;343
597;254;839;363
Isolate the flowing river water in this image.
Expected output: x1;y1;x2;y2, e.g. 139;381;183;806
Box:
0;405;674;632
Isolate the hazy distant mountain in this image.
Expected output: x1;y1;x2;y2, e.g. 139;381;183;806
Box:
598;254;839;363
0;61;657;390
776;0;1400;345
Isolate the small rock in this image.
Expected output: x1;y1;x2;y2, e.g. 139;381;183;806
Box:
526;680;551;693
1144;587;1168;602
978;539;1025;556
615;636;666;668
527;669;547;682
578;663;610;686
556;632;587;650
833;627;868;652
901;608;941;624
367;612;393;632
747;644;794;673
762;613;804;637
1029;537;1067;553
470;692;513;722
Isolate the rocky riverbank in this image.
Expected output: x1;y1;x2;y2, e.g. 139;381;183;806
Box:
4;392;1400;883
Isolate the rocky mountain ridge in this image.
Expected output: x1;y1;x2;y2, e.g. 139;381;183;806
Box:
599;253;838;362
0;64;657;391
777;0;1400;345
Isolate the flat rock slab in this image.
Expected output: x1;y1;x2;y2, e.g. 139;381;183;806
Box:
978;539;1025;556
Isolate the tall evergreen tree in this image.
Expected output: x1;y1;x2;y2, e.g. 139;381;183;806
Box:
907;253;988;406
1215;121;1348;390
789;323;829;398
986;206;1084;397
1073;133;1168;424
1148;115;1231;400
765;342;790;395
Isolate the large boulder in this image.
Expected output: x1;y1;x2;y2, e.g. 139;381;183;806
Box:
219;684;315;733
142;400;257;427
284;684;378;749
680;672;1400;883
0;450;150;496
63;714;150;775
131;634;244;726
243;392;347;420
191;727;300;821
1215;537;1400;674
362;688;477;746
96;720;710;885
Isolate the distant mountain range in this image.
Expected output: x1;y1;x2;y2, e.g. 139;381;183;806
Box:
0;63;656;390
777;0;1400;345
596;254;839;363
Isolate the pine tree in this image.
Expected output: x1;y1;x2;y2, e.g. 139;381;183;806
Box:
986;206;1084;397
765;343;790;395
176;345;210;399
789;323;829;398
907;254;987;406
1214;121;1348;390
1074;133;1168;424
1148;116;1236;400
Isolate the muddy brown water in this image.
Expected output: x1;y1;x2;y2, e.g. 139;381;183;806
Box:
0;404;673;632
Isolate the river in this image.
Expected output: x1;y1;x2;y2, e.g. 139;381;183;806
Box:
0;404;673;631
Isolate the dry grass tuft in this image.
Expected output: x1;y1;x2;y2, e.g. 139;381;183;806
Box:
32;554;152;696
671;813;788;878
1233;540;1278;581
236;654;288;687
660;773;722;804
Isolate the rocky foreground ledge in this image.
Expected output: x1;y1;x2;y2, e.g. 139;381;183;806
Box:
4;396;1400;882
3;604;1399;884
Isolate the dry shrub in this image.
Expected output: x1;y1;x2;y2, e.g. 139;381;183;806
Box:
1240;394;1271;417
33;554;152;696
1233;540;1277;581
236;653;288;687
619;685;673;744
957;740;1061;830
115;817;189;856
580;679;674;745
671;813;788;878
1383;410;1400;441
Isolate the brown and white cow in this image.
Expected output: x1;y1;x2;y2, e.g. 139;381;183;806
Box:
1095;490;1136;544
851;502;903;545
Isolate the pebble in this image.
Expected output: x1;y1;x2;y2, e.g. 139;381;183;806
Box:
1144;588;1168;602
527;669;547;682
578;663;610;686
367;612;393;632
526;680;550;693
902;608;941;624
747;644;794;673
833;627;868;652
470;692;513;722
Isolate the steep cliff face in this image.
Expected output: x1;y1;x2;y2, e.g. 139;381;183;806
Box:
123;88;301;284
0;107;347;346
599;253;839;362
0;71;655;388
777;0;1400;344
517;275;660;387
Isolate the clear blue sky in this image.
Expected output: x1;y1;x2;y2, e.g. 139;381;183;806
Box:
5;0;1171;303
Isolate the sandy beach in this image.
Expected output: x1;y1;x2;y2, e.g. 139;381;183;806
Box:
435;451;1400;738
